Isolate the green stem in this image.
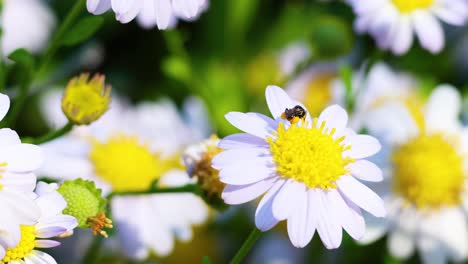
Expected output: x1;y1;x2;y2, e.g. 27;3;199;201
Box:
33;122;74;144
37;0;86;77
5;0;86;127
81;235;103;264
229;228;262;264
107;184;201;199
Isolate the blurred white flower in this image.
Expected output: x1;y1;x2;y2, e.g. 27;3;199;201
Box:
0;94;44;259
214;86;385;248
1;0;56;56
359;85;468;264
286;63;345;117
87;0;208;30
348;0;468;54
38;91;210;259
1;182;77;264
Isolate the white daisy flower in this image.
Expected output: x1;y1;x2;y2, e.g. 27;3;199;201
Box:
38;93;210;259
87;0;208;30
335;63;421;131
1;0;56;56
0;94;44;259
213;85;386;248
0;182;78;264
286;63;345;117
348;0;468;54
359;85;468;264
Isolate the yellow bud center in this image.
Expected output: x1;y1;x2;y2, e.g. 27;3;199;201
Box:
89;135;180;192
62;73;111;125
392;133;465;209
303;73;335;117
0;226;36;263
392;0;433;13
268;120;353;189
194;141;225;198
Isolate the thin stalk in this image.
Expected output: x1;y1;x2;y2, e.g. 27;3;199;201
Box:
33;122;73;144
107;184;201;199
229;228;262;264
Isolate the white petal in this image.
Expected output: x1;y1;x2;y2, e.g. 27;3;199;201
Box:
219;133;269;149
35;239;61;248
358;214;389;245
219;163;274;185
0;94;10;122
212;148;270;169
412;11;444;53
265;85;296;120
154;0;173;30
348;160;383;182
344;135;381;159
255;179;285;231
136;0;157;29
391;16;413;55
87;0;111;15
337;175;386;217
417;236;447;264
424;84;462;134
27;250;57;264
0;144;44;172
286;189;315;248
388;229;415;259
172;0;200;19
0;172;36;193
272;180;306;220
310;189;342;249
327;189;365;240
111;0;141;23
0;189;40;226
222;177;277;205
317;104;348;135
225;112;276;139
0;129;20;147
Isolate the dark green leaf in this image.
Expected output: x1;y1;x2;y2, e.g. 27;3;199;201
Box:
202;256;213;264
62;16;104;46
8;48;35;71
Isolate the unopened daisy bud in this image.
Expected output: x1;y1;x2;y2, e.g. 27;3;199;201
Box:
62;73;111;125
183;136;227;210
57;179;112;237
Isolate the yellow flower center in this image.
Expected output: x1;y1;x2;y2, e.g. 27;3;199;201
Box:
89;135;180;192
268;120;353;189
303;73;335;117
392;0;434;13
392;133;465;209
0;226;36;263
62;73;111;125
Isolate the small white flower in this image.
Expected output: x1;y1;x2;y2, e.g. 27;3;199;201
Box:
359;85;468;263
39;93;210;259
1;0;56;56
87;0;208;30
0;182;78;264
0;94;44;259
348;0;468;54
214;85;385;248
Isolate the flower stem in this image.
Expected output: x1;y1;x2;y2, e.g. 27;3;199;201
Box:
33;122;74;144
229;228;262;264
107;184;201;199
82;235;103;264
5;0;86;127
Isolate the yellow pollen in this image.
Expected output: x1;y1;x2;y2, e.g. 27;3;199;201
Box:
194;140;225;198
0;162;7;191
87;212;113;238
392;133;465;209
89;135;181;192
0;226;36;263
392;0;433;13
303;73;335;117
268;120;353;189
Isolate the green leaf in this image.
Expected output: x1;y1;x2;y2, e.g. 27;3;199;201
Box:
8;48;35;71
202;256;213;264
62;16;104;46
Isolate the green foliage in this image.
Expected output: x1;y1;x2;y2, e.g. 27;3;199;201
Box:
62;16;104;46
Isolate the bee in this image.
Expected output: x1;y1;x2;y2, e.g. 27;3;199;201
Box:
281;105;307;124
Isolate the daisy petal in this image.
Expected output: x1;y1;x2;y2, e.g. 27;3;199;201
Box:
424;85;461;134
154;0;173;30
287;189;315;248
87;0;111;15
219;164;274;185
255;179;285;231
318;104;348;133
417;237;446;264
348;160;383;182
265;85;296;120
388;229;415;259
225;112;276;139
310;189;342;249
344;135;381;159
337;175;386;217
413;11;444;53
327;189;365;240
0;93;10;122
272;180;305;220
222;177;277;205
219;133;269;149
35;239;61;248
